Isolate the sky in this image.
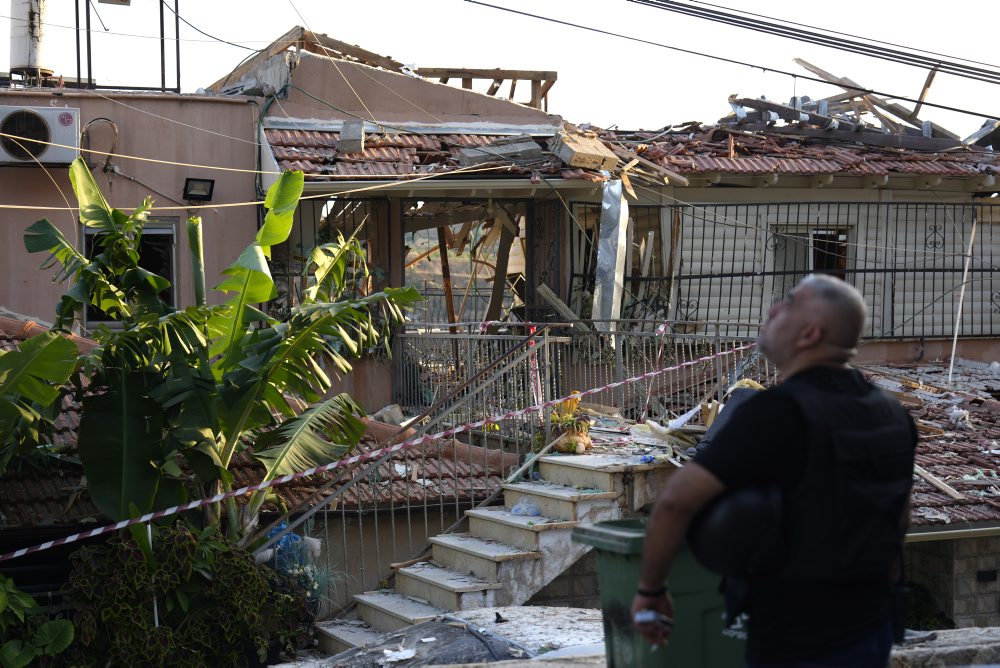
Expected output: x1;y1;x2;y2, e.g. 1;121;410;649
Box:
2;0;999;138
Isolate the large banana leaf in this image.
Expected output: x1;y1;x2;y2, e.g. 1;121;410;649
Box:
251;394;364;478
215;287;420;467
69;156;113;226
78;371;165;520
0;332;77;471
211;171;303;375
256;170;303;251
0;331;78;406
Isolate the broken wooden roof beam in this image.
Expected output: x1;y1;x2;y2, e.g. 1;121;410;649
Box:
728;97;861;132
793;58;960;140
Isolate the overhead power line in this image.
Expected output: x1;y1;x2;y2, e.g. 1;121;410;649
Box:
0;13;272;46
629;0;1000;86
465;0;999;121
159;0;259;52
687;0;1000;71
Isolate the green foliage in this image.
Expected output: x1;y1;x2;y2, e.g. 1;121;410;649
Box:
63;523;312;667
24;158;421;537
905;580;955;630
0;575;74;668
0;332;79;475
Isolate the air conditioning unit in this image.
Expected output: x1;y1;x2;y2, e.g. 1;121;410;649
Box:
0;106;80;165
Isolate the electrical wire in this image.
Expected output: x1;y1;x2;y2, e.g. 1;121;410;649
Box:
629;0;1000;87
464;0;1000;121
283;0;387;134
687;0;1000;71
0;164;524;212
158;0;259;52
0;130;274;174
0;13;274;46
73;88;261;146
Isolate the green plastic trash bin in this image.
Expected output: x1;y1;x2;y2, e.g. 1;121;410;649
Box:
572;519;745;667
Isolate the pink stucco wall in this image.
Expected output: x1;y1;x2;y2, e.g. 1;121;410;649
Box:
276;52;562;127
0;90;259;324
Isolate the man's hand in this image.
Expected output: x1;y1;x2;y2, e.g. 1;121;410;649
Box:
631;592;675;646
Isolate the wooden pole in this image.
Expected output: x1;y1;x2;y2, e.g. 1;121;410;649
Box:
436;226;459;366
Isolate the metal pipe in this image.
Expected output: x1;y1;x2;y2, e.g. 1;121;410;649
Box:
948;215;977;385
174;0;181;92
84;0;92;88
75;0;81;89
159;0;165;91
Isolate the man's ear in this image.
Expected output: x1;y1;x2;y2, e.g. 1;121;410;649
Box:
797;323;824;348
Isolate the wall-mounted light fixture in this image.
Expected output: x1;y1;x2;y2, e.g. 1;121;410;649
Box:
183;177;215;202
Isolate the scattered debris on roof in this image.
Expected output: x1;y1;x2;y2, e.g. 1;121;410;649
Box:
862;359;1000;529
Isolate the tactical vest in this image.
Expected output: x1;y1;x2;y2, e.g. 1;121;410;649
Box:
772;370;915;582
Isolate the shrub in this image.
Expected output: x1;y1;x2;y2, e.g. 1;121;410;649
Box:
0;574;74;668
63;523;313;667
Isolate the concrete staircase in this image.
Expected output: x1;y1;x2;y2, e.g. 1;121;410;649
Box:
316;453;673;655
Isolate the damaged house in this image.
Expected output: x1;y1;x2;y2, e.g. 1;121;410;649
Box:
5;19;1000;650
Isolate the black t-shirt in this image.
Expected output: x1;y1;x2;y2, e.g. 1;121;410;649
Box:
693;366;916;663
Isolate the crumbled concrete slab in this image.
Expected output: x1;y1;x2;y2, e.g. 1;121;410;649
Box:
452;606;605;655
891;627;1000;667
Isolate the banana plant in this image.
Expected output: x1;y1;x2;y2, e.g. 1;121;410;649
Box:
26;157;420;538
0;330;79;475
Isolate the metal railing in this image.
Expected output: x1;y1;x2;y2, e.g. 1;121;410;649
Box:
253;321;772;618
567;201;1000;340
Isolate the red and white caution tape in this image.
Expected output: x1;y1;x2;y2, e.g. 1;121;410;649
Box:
0;343;751;563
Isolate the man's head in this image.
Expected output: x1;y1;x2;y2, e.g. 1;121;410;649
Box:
757;274;867;375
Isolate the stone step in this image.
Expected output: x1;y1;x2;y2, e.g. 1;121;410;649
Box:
466;506;577;551
354;591;443;632
314;619;383;655
538;454;675;509
395;561;502;611
538;455;629;492
502;480;618;521
430;533;541;581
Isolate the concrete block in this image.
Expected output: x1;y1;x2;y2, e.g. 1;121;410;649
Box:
956;558;977;576
978;595;1000;614
978;538;999;555
575;575;599;596
549;130;618;171
340;120;364;154
954;597;977;615
457;134;542;166
957;539;978;558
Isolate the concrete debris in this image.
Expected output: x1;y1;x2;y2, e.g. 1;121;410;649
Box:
372;403;406;426
890;627;1000;667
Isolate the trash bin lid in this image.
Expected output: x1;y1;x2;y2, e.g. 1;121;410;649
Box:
572;519;647;554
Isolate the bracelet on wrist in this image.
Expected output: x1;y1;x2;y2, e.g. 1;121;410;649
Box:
637;586;667;597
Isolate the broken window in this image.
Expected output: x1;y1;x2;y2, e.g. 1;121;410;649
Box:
810;228;849;280
270;198;390;319
402;199;526;324
569;203;668;322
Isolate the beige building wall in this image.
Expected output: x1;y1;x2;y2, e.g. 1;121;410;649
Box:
0;90;259;325
275;52;562;128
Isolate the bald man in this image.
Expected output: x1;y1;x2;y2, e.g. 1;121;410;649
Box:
631;275;916;668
